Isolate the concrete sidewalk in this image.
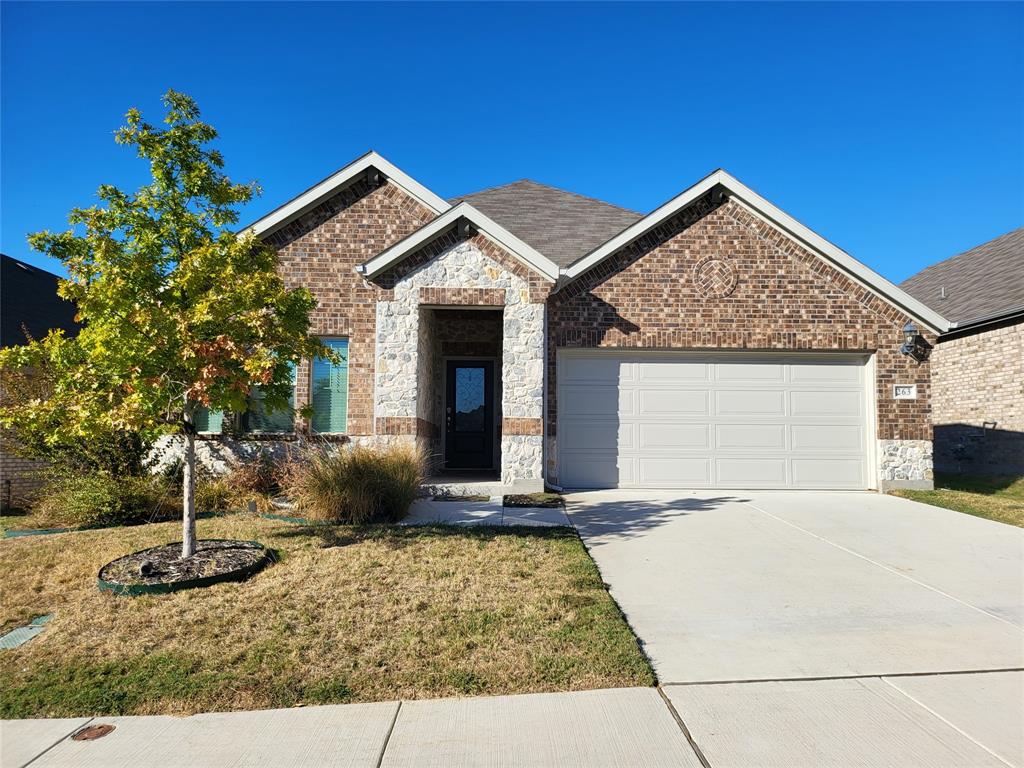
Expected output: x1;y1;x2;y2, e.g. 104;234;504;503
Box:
6;675;1021;767
1;688;701;768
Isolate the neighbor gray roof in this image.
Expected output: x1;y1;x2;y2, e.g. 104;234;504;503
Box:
1;254;81;347
451;180;642;268
900;227;1024;326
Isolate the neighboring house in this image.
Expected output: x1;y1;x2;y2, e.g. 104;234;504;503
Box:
186;151;949;492
902;228;1024;476
0;254;81;504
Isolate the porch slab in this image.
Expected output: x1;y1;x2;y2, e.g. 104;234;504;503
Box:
501;506;572;527
404;499;503;526
403;500;570;527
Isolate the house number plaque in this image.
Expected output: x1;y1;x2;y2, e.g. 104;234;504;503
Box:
893;384;917;400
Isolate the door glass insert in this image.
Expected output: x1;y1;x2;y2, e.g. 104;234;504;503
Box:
455;367;486;432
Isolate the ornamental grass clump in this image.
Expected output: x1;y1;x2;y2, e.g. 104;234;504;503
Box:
286;444;425;524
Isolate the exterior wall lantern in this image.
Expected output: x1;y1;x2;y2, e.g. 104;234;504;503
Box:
899;321;930;362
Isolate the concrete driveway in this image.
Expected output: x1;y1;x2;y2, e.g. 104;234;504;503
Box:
569;490;1024;766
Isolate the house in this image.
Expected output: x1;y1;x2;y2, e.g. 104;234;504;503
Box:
0;254;81;504
901;228;1023;476
193;151;949;492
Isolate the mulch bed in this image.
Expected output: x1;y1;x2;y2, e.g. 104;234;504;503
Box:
503;494;565;509
432;494;491;502
98;540;271;595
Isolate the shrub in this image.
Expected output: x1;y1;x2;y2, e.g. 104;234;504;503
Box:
285;443;424;524
195;475;235;513
33;472;176;529
227;451;280;497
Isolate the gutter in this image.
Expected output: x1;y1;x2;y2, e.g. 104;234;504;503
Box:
937;306;1024;342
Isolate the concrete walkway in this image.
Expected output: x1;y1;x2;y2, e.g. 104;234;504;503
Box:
403;498;571;527
1;688;702;768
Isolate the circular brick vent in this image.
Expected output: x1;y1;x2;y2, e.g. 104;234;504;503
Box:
693;258;738;298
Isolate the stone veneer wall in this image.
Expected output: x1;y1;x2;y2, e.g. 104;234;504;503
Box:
930;322;1024;475
374;237;549;487
547;193;936;490
877;439;934;490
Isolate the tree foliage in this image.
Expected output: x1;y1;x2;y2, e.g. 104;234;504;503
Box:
0;90;332;555
0;89;330;442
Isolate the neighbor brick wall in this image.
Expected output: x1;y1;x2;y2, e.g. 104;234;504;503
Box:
0;450;47;506
547;195;936;443
267;178;436;436
930;322;1024;474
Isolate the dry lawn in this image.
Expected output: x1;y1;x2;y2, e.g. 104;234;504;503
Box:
0;515;652;718
890;474;1024;528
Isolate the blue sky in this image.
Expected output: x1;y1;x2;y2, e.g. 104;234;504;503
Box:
2;2;1021;283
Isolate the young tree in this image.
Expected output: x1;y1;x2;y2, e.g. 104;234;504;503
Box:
0;90;331;557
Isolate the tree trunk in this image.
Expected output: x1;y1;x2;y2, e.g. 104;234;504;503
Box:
181;407;197;559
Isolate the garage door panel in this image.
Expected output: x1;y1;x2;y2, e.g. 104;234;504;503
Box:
792;458;865;487
638;457;711;485
560;385;620;417
638;361;709;383
791;424;863;452
558;352;870;490
562;454;621;488
717;424;787;450
716;362;786;382
717;458;788;486
716;389;786;417
639;389;708;416
560;356;622;384
638;423;709;450
791;390;862;418
561;421;633;451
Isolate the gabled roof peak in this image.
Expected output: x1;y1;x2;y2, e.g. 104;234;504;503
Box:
244;151;450;238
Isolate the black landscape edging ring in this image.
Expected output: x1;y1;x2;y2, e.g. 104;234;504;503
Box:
97;539;273;597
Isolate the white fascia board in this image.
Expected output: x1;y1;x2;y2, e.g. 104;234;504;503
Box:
245;151;450;238
358;202;559;282
559;170;950;334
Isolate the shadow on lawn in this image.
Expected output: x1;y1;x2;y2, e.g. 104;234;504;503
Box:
933;473;1024;495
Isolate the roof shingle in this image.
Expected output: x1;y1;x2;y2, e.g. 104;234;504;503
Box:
900;227;1024;325
451;180;642;268
1;254;80;347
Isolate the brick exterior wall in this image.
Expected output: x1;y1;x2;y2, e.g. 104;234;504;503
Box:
931;322;1024;475
547;195;936;486
267;178;436;437
0;450;47;507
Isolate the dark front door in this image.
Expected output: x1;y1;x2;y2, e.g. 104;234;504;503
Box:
445;360;494;469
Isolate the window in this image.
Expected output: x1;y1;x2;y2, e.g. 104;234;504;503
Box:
310;339;349;433
194;407;223;434
243;363;297;433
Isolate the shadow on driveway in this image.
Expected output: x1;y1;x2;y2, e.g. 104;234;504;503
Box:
565;493;750;542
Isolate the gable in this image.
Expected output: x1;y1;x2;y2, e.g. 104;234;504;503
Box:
558;170;949;334
358;203;560;283
551;198;932;344
245;151;449;241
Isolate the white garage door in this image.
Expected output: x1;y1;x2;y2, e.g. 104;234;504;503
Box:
557;351;872;490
